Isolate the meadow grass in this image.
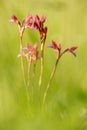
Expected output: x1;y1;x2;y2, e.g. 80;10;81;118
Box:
0;0;87;129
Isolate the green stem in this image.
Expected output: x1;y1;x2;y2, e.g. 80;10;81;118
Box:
20;36;29;102
32;61;36;103
39;43;44;90
27;58;31;89
43;56;60;105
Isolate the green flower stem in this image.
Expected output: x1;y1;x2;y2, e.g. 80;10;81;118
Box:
27;57;31;88
20;36;29;102
32;61;36;103
39;43;44;90
43;56;60;105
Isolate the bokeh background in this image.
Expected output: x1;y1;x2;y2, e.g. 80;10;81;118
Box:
0;0;87;129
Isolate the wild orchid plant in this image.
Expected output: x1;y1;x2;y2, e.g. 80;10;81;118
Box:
9;14;77;104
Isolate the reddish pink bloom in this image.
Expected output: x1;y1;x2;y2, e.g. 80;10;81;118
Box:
64;46;78;57
33;15;47;42
33;15;46;31
48;40;61;52
69;46;78;51
9;15;19;24
68;46;78;57
19;43;39;61
29;44;38;61
33;15;46;30
25;15;34;29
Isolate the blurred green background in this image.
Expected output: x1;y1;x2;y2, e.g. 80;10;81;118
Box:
0;0;87;129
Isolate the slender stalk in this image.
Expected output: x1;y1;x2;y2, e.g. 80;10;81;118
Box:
20;35;29;102
43;56;60;105
27;57;31;88
31;61;36;103
39;43;44;89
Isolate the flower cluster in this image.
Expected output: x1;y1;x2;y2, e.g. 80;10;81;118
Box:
9;14;78;104
21;43;39;61
25;15;47;43
48;40;77;58
33;15;47;43
9;14;47;43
